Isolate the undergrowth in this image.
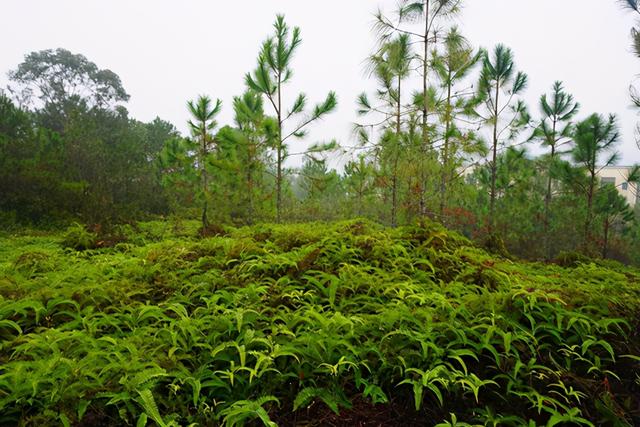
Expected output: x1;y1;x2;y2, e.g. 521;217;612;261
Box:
0;219;639;426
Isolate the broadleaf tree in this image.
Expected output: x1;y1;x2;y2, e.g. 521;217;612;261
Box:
8;48;130;131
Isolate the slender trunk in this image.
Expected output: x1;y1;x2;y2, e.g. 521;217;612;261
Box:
392;163;398;227
419;0;431;217
584;145;598;244
201;127;209;229
276;75;283;223
489;81;500;235
407;175;417;221
543;120;557;260
439;72;452;221
602;219;610;259
247;148;254;224
585;169;595;243
392;75;402;227
422;0;430;139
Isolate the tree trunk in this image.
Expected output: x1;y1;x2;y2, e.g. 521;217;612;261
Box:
585;170;595;243
439;72;452;221
276;149;282;223
201;129;209;230
419;0;431;217
391;165;398;227
602;219;610;259
585;143;598;244
489;81;500;235
247;149;254;224
392;75;402;227
543;122;557;260
276;75;283;223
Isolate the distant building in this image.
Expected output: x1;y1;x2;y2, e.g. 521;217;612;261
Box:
596;166;638;207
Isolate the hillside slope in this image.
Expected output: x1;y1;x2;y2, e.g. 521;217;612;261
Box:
1;220;639;426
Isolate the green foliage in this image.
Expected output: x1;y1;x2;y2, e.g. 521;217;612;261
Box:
245;14;338;222
481;234;511;259
565;113;621;245
187;94;223;230
8;48;129;130
218;396;279;426
3;15;640;268
0;95;172;226
61;223;97;251
2;11;640;425
473;44;529;234
0;220;639;425
531;81;580;259
554;251;592;268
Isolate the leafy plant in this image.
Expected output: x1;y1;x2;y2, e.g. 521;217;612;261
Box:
0;219;638;426
61;223;97;251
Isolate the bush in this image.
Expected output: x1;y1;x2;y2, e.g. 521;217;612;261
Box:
198;223;228;238
554;250;592;268
13;251;55;277
61;223;97;251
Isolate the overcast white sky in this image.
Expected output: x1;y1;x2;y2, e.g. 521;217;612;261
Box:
2;0;640;165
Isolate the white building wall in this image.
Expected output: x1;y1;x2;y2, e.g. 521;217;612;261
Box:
596;166;638;207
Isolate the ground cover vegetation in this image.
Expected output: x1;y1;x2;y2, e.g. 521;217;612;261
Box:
1;220;640;426
2;0;640;425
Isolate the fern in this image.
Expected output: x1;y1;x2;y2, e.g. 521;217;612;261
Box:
293;387;346;414
217;395;279;427
136;389;168;427
0;220;639;425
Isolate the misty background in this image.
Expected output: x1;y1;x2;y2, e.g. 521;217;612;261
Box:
2;0;639;165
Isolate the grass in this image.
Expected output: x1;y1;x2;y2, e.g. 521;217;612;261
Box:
0;218;639;426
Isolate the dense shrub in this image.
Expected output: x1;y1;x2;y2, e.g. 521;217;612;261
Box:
554;250;593;268
61;223;97;251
